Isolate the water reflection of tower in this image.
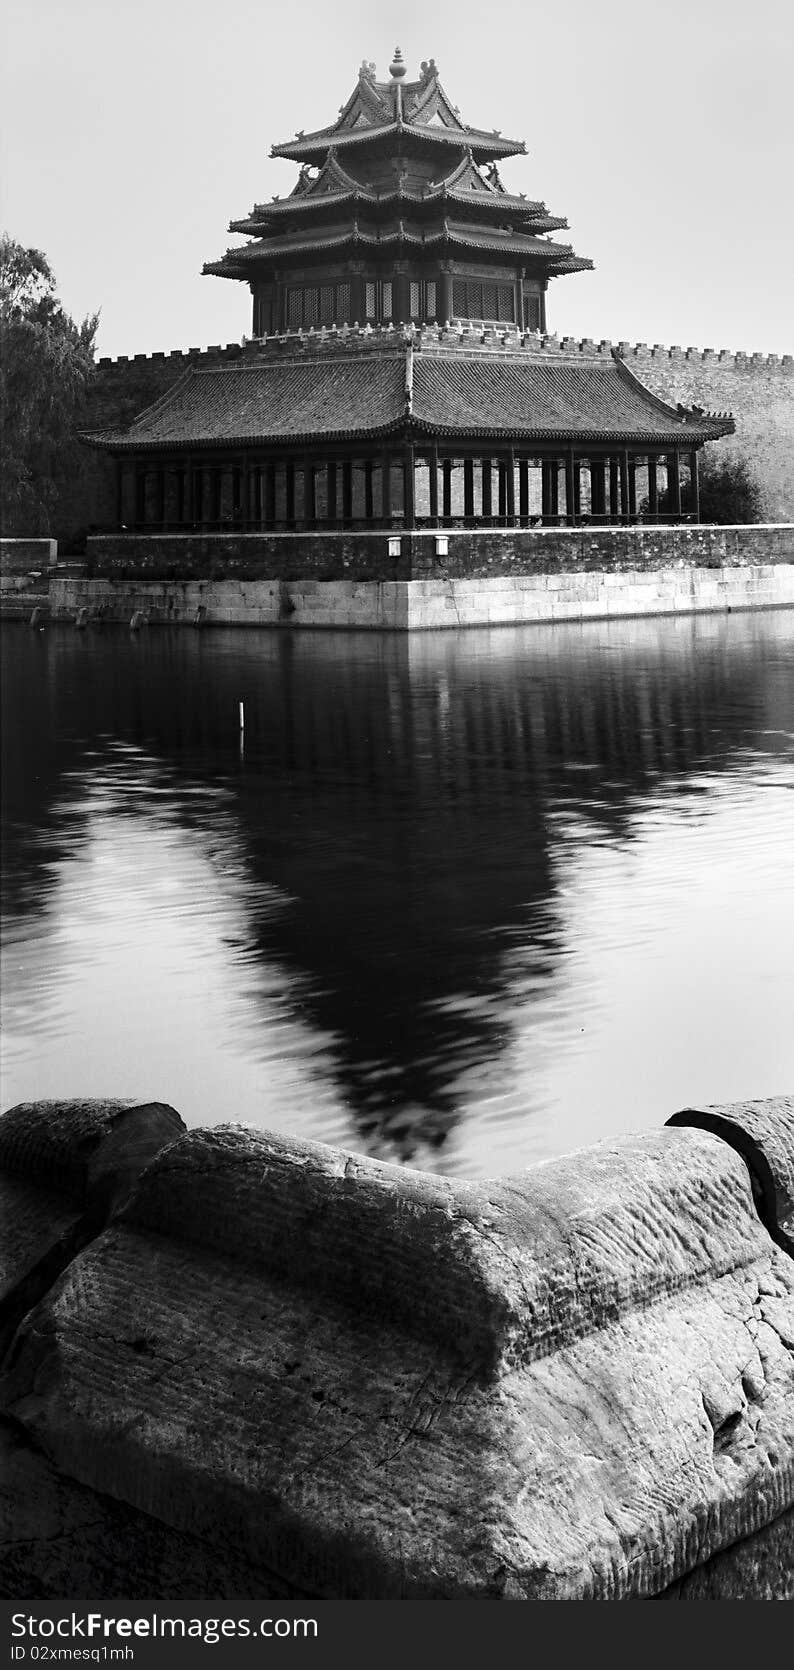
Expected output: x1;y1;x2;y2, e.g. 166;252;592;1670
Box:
2;616;788;1165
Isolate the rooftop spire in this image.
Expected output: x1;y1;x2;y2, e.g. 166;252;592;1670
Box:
389;46;407;79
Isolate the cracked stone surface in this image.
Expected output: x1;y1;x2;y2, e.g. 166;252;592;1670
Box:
0;1420;301;1599
1;1108;792;1599
0;1099;184;1360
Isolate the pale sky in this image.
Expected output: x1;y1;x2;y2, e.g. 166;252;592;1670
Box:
2;0;792;359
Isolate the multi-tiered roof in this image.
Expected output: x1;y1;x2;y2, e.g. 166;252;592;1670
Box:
204;51;592;332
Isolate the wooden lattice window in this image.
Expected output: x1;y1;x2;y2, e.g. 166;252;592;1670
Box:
409;280;438;321
365;280;393;322
286;283;351;329
254;289;275;336
524;290;542;331
452;279;515;322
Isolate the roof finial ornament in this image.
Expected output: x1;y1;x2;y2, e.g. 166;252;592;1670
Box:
389;46;406;79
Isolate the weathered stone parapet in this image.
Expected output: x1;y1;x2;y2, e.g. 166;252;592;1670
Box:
668;1099;794;1253
1;1097;792;1599
0;1098;184;1358
0;538;57;574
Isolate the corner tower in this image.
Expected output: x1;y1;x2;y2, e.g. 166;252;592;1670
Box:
203;50;593;336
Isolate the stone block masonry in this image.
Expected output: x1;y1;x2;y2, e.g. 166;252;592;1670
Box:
0;1096;792;1598
44;523;794;629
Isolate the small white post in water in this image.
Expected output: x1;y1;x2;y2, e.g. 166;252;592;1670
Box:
239;700;245;733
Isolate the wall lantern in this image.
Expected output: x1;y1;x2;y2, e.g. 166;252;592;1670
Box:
435;535;449;556
388;536;401;558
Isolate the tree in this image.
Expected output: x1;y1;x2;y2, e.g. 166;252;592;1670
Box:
641;448;763;525
0;234;99;539
694;450;763;525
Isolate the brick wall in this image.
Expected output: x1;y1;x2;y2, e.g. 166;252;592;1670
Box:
86;523;794;584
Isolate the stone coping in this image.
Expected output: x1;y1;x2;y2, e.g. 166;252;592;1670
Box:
0;1096;792;1598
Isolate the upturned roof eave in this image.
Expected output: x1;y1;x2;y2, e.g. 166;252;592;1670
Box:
408;417;732;443
271;124;526;162
203;228;591;269
83;416;407;454
231;192;566;232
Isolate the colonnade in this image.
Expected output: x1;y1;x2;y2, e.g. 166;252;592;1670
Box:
117;445;701;532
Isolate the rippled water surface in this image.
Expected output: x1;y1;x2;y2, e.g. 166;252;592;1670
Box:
2;613;793;1175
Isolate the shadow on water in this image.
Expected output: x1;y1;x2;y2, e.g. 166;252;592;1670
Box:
2;613;793;1171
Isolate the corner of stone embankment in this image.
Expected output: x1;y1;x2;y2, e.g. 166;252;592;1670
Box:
0;1096;792;1599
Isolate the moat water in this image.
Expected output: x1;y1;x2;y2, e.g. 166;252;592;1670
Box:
2;612;793;1176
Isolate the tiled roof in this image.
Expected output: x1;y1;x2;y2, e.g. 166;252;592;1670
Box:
87;344;733;453
273;122;525;164
271;61;525;164
205;218;590;273
88;356;407;450
410;355;730;441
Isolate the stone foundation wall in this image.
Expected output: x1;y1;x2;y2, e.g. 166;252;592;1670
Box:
82;522;794;585
1;1095;792;1599
48;565;794;632
44;524;794;630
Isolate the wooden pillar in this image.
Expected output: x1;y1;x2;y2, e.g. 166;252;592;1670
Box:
497;460;507;519
628;457;637;520
689;448;700;523
648;456;659;521
609;458;619;521
619;451;630;521
304;455;315;526
442;458;453;520
590;460;606;518
342;459;353;525
394;271;410;325
403;443;415;530
350;272;364;326
519;457;529;521
463;457;474;519
265;463;276;526
565;450;576;525
365;459;374;521
211;468;222;527
505;448;516;523
327;461;337;524
668;449;682;519
429;446;439;522
481;457;492;520
381;452;392;524
541;459;553;522
439;269;452;324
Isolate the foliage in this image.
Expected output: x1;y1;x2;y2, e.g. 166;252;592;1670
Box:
642;448;763;525
0;234;99;538
693;450;763;524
